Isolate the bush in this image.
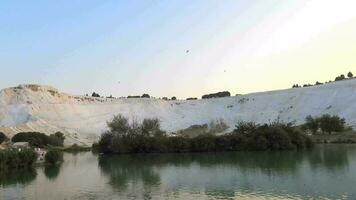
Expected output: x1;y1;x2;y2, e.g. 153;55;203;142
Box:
319;114;345;134
234;121;258;135
186;97;198;100
0;132;8;144
171;96;177;100
202;91;231;99
45;150;63;165
302;115;319;134
97;116;314;154
347;72;353;78
92;92;100;97
335;74;346;81
302;115;346;134
12;132;64;147
0;148;37;170
141;94;150;98
127;95;141;98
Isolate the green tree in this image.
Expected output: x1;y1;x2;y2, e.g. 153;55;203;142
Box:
45;150;63;165
348;71;353;78
302;115;319;134
318;114;345;134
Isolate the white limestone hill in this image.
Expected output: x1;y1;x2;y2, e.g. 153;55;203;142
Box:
1;80;356;146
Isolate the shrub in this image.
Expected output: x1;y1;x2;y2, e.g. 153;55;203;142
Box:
234;121;258;135
302;115;346;134
347;72;353;78
141;94;150;98
141;118;163;137
202;91;231;99
335;74;346;81
92;92;100;97
97;116;313;154
0;132;7;144
171;96;177;100
319;114;345;134
45;150;63;165
302;115;319;134
0;148;37;170
127;95;141;98
186;97;198;100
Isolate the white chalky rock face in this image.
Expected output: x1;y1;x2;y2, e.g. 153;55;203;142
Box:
1;80;356;146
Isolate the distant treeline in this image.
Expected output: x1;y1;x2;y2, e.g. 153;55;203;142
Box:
11;132;65;147
292;71;354;88
93;115;314;154
88;91;232;101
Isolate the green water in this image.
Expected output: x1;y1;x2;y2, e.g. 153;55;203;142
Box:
1;145;356;199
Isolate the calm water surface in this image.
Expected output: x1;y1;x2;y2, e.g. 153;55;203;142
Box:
1;145;356;200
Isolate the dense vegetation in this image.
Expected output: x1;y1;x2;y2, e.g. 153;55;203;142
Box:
302;114;347;134
202;91;231;99
94;115;314;154
12;132;65;147
0;148;37;171
45;150;63;165
0;132;7;144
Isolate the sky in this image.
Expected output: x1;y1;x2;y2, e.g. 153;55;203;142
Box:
1;0;356;98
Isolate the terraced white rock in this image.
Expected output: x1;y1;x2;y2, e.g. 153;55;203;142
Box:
1;79;356;146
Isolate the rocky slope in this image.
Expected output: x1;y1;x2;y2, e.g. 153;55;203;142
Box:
1;80;356;145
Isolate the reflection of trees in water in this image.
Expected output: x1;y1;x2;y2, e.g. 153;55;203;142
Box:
44;164;62;180
0;168;37;186
307;145;353;172
98;146;355;198
98;155;161;189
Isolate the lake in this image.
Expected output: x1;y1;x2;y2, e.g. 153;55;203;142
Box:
1;145;356;199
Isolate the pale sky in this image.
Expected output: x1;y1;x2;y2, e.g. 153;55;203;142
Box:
1;0;356;98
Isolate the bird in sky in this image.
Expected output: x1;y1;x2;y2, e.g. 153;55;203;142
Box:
186;50;190;53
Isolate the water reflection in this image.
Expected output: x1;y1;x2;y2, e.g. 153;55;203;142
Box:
1;145;356;199
44;164;62;180
98;145;356;199
0;168;37;186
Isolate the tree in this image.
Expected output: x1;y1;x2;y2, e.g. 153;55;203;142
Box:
45;150;63;165
202;91;231;99
141;94;150;98
318;114;345;134
348;72;353;78
92;92;100;97
302;115;319;134
171;96;177;100
107;114;130;136
0;132;7;144
335;74;346;81
141;118;162;137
